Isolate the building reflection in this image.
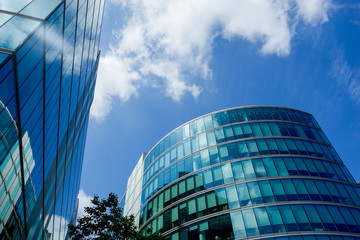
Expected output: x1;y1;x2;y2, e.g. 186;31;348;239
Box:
0;101;34;239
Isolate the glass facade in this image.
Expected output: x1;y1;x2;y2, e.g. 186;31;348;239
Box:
122;106;360;240
0;0;105;239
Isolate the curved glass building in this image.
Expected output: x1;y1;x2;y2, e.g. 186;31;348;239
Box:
122;106;360;240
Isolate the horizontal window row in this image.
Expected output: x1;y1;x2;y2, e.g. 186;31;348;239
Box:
143;121;333;184
262;235;360;240
141;151;351;206
144;213;233;240
143;134;341;188
159;204;360;240
144;107;319;170
140;178;360;229
230;204;360;238
165;232;360;240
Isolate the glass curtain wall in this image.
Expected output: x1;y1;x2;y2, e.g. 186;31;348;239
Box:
123;106;360;240
0;0;105;239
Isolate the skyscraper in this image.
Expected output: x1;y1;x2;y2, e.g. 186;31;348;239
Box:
123;106;360;240
0;0;105;239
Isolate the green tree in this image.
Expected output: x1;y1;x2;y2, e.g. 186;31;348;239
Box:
68;193;164;240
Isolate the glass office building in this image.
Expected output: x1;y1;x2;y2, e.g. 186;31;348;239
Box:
0;0;105;239
123;106;360;240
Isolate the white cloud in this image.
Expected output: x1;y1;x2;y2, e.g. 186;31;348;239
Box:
295;0;333;24
91;0;333;121
77;189;93;218
331;49;360;103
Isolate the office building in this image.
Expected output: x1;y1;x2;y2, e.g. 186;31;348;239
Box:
0;0;105;239
123;106;360;240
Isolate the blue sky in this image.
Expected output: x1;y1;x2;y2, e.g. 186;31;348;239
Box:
78;0;360;208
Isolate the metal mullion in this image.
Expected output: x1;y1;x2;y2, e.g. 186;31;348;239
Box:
0;47;14;55
54;103;87;239
65;69;93;234
61;0;90;233
41;9;48;239
62;117;85;233
54;0;82;238
94;0;105;53
82;0;97;83
67;71;93;212
12;51;28;237
50;0;79;238
0;9;43;22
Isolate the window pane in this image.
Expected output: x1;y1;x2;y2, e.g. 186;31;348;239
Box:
206;192;216;208
242;124;253;137
254;207;272;235
233;125;243;138
206;131;216;146
291;205;311;231
226;185;239;208
284;157;298;175
259;180;275;203
203;169;213;188
232;161;245;181
269;123;281;136
209;146;219;165
242;160;256;179
188;199;196;215
316;205;335;227
270;180;286;201
197;195;206;212
172;206;179;222
248;181;263;204
218;145;229;161
204;116;213;130
198;133;207;149
200;150;210;168
260;123;272;136
215;188;228;208
253;159;267;178
192;153;201;171
242;208;259;237
212;166;224;186
267;206;286;233
251;123;263;137
266;139;279;154
274;158;288;176
256;139;269;155
327;205;350;233
237;142;249;158
303;205;323;231
263;158;278;177
215;128;225;142
292;179;310;200
279;205;298;232
222;163;234;183
230;211;246;239
247;140;259;156
237;183;251;206
224;126;234;139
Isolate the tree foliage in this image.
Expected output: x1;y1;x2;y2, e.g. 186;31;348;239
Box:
68;193;164;240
